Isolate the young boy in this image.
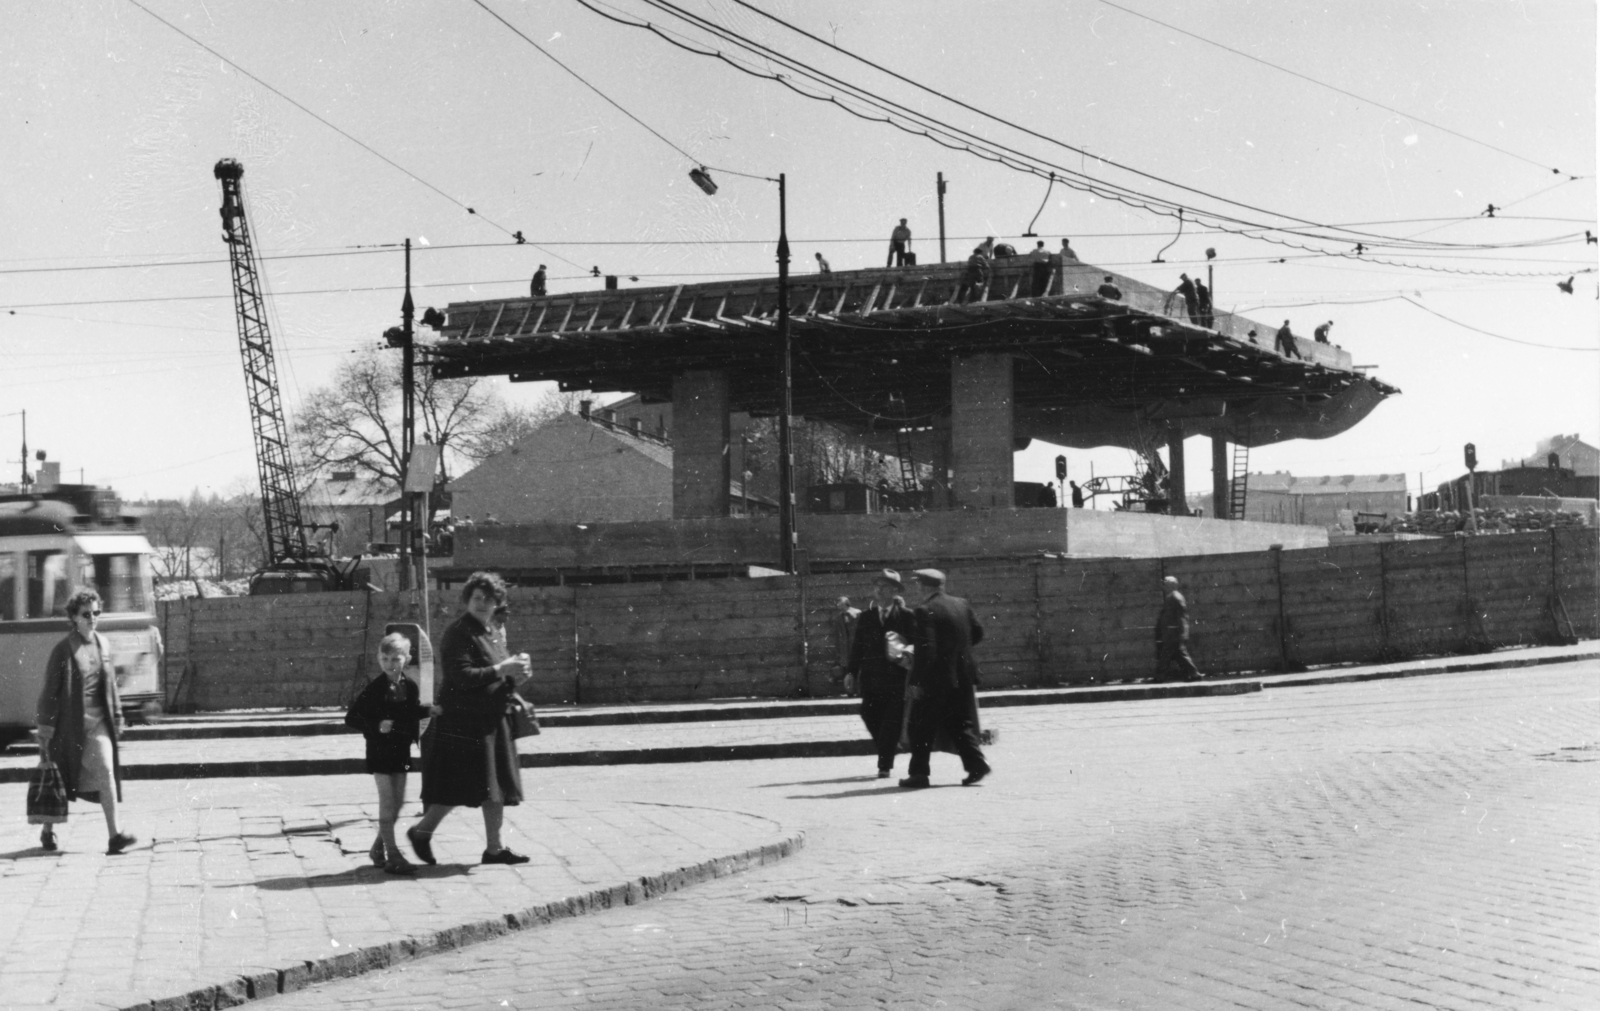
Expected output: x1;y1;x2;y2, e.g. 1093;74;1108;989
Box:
345;633;439;874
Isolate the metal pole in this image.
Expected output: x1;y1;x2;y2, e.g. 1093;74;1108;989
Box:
777;173;796;574
419;489;432;645
399;239;415;591
1207;263;1214;325
936;172;947;264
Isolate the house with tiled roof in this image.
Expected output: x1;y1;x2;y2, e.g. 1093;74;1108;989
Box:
448;409;772;526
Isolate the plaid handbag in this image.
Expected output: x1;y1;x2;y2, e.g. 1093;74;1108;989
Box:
27;762;69;825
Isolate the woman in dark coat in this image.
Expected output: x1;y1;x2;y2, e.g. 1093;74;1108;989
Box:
34;588;136;854
408;571;531;866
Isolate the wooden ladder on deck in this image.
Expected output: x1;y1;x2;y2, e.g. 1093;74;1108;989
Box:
1229;439;1251;520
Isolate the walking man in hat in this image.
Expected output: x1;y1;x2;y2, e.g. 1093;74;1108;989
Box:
900;569;991;788
1154;575;1202;682
845;570;917;778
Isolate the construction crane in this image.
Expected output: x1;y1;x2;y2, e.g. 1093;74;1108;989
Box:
214;158;356;593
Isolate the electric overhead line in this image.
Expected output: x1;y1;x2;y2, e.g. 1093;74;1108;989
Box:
581;0;1584;275
631;0;1572;260
1094;0;1572;177
122;0;582;270
0;218;1590;278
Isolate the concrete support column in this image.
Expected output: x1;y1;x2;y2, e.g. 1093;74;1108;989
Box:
1211;435;1230;520
1167;426;1187;516
950;354;1015;508
671;370;731;519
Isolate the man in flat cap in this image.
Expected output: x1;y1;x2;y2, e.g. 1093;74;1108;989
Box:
845;569;918;778
900;569;991;788
1154;575;1202;682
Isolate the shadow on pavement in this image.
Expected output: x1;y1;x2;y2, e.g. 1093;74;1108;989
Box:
788;784;960;800
0;847;64;861
757;775;879;789
231;863;474;890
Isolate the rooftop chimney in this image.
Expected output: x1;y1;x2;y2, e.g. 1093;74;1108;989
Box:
579;400;592;420
602;409;616;428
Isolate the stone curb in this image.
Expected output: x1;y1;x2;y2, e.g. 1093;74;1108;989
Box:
3;651;1593;784
109;831;805;1011
1258;649;1600;690
117;645;1599;742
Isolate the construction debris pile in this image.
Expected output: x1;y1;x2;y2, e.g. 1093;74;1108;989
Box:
1380;507;1591;536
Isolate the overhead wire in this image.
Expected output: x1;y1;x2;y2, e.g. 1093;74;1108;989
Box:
1093;0;1567;176
579;0;1589;271
122;0;583;270
655;0;1578;254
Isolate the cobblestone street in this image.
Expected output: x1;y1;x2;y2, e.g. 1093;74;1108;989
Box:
249;661;1598;1010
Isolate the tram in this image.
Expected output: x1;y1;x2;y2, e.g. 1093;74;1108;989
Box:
0;491;163;748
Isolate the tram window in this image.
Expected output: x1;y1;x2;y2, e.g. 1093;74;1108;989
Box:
91;554;147;613
0;555;16;621
26;550;71;618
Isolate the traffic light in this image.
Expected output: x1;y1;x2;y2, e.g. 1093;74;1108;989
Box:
1464;443;1477;470
1055;455;1067;481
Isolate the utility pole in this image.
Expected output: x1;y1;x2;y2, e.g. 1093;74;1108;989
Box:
399;239;416;590
777;173;796;574
936;172;947;264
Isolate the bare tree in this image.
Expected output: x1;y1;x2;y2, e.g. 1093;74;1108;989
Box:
456;388;588;462
292;349;565;488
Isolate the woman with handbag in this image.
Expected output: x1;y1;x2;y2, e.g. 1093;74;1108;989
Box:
407;571;532;866
34;588;136;854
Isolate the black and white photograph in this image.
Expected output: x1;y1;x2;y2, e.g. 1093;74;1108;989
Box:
1;2;1595;1008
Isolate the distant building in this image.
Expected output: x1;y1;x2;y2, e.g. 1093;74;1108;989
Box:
449;410;772;526
300;471;398;555
1197;472;1409;525
1503;433;1599;478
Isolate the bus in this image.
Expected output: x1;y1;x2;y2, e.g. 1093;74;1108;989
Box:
0;493;163;748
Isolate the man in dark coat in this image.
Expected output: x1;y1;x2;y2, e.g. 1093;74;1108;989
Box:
1176;273;1200;322
846;570;918;778
1275;320;1304;359
1154;575;1202;682
900;569;991;788
1097;275;1123;300
955;248;990;303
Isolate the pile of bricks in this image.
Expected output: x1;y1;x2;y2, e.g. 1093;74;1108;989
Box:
1381;508;1590;535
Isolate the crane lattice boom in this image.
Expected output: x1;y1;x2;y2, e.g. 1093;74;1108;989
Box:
214;158;309;566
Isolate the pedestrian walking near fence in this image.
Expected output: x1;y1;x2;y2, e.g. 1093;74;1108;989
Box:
409;571;533;866
1195;278;1214;327
346;633;440;875
529;265;546;297
33;588;136;855
888;218;912;267
846;571;917;779
900;569;991;789
1153;576;1202;683
815;251;832;275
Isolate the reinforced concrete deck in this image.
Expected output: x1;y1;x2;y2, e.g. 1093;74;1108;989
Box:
427;259;1397;451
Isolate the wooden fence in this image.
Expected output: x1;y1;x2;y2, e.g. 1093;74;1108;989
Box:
161;528;1597;710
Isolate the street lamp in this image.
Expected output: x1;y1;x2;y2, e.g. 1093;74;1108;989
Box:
691;166;796;573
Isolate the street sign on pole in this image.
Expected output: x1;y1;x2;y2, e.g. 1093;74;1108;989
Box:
405;444;441;493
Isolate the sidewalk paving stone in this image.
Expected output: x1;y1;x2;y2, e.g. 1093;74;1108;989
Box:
0;775;802;1010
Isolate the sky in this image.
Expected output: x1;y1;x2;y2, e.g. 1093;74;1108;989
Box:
2;0;1596;506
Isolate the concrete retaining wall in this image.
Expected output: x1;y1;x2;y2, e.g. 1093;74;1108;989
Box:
162;529;1597;708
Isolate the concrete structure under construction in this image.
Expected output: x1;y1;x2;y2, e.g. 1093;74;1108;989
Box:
426;255;1397;571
